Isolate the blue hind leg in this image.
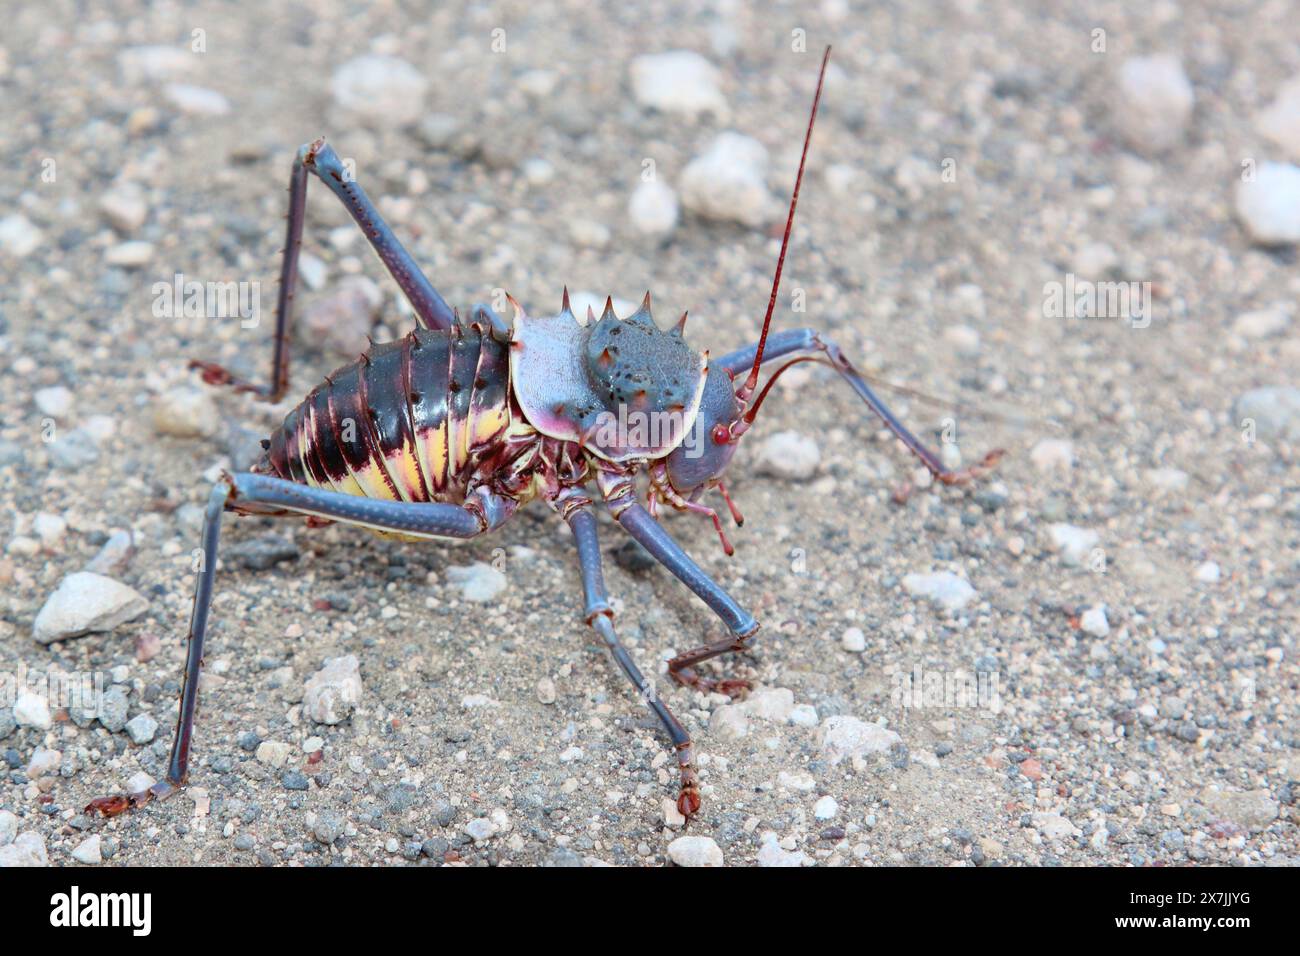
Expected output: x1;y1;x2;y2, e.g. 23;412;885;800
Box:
191;138;458;402
87;474;513;818
304;140;457;332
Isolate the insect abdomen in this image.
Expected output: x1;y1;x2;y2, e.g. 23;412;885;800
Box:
263;327;513;503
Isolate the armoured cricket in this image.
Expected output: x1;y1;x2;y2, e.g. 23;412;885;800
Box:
88;48;1001;820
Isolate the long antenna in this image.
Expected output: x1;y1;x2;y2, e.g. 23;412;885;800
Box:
740;45;832;400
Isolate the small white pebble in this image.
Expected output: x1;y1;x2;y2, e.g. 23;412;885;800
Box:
34;386;74;418
789;704;819;728
106;241;154;268
34;513;67;548
813;795;839;820
70;835;102;865
754;431;821;481
667;835;723;867
465;818;496;842
536;677;557;705
1030;438;1074;473
166;84;232;116
1080;605;1110;637
628;179;679;237
841;627;866;653
1195;561;1221;583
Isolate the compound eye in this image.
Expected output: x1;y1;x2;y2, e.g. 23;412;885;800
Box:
711;423;731;445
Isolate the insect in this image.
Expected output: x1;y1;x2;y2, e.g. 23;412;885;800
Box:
88;48;1001;821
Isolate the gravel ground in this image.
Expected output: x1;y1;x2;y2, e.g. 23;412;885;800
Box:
2;1;1298;867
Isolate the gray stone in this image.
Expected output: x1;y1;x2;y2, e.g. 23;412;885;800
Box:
1113;55;1194;154
465;818;496;842
117;45;195;82
756;832;809;867
99;185;148;233
97;686;130;733
299;276;382;357
227;535;298;571
26;746;61;778
33;571;149;644
1255;75;1300;162
628;179;679;237
313;812;343;845
629;51;727;119
0;214;42;257
46;428;100;469
34;386;73;418
1080;605;1110;637
817;715;902;765
152;386;220;439
0;831;48;867
1232;308;1290;339
416;113;461;149
1030;438;1074;473
542;846;584;867
332;56;428;128
105;240;154;267
83;530;135;576
446;562;507;603
903;572;978;612
1236;162;1300;245
1235;386;1300;442
13;691;52;730
1048;523;1101;567
667;834;723;866
165;84;231;116
841;627;867;653
1200;788;1280;832
680;132;776;227
70;834;102;865
754;430;821;481
125;713;158;745
1032;812;1077;840
255;740;292;768
303;655;363;725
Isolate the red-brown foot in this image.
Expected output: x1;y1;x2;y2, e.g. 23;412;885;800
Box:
936;448;1006;486
890;482;915;505
677;782;702;818
188;360;275;400
190;359;241;387
85;794;132;818
85;779;177;818
669;669;751;698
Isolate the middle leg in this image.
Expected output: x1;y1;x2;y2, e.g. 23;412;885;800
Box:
565;505;702;817
598;471;759;696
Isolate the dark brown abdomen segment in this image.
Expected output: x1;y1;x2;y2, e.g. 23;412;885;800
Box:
265;327;512;503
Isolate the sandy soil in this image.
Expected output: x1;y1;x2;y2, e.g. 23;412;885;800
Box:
0;0;1296;866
